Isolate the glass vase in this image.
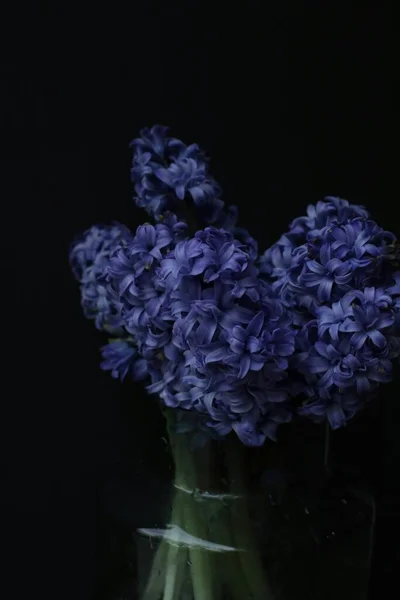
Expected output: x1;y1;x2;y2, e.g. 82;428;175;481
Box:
134;409;375;600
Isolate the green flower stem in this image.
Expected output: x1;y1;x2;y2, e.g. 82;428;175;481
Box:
163;495;187;600
225;435;275;600
141;490;188;600
145;409;268;600
141;538;169;600
141;409;188;600
166;413;215;600
182;504;214;600
209;502;253;600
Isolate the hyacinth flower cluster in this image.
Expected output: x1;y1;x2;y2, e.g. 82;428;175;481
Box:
70;125;400;446
260;196;400;430
69;223;131;333
130;124;237;229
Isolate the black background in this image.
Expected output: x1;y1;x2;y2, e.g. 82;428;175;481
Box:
0;3;396;599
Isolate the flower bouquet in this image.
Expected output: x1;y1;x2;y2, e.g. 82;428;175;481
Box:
70;126;399;599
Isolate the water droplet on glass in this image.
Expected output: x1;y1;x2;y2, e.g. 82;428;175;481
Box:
268;493;278;506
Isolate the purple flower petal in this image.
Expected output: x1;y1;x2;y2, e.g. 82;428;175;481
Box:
327;403;346;429
176;184;186;200
238;355;251;378
306;260;325;275
232;325;247;343
204;345;229;363
351;331;368;350
367;329;387;348
340;318;362;333
356;375;370;394
317;278;334;302
247;312;264;337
